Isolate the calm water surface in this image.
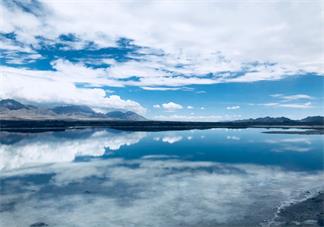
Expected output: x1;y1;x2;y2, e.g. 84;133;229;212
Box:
0;128;323;227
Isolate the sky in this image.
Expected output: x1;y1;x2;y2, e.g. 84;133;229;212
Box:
0;0;323;121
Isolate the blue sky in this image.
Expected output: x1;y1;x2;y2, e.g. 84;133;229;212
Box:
0;0;323;120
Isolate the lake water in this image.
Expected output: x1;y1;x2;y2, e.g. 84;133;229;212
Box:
0;128;323;227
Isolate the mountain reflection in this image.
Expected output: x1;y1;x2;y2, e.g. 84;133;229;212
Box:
0;129;147;171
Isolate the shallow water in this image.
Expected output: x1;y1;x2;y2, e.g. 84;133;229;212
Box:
0;128;323;227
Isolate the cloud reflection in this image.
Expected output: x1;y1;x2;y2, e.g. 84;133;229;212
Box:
0;156;323;227
226;136;240;141
265;137;313;153
162;136;183;144
0;129;147;171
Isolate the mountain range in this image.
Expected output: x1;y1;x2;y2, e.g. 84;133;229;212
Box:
0;99;323;125
233;116;324;125
0;99;146;121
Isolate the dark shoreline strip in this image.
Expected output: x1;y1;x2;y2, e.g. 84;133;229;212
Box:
263;130;324;135
1;120;323;133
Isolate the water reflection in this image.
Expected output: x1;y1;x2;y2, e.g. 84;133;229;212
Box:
1;128;323;171
0;128;323;227
265;138;312;153
162;135;183;144
0;129;146;171
226;135;240;141
1;157;323;227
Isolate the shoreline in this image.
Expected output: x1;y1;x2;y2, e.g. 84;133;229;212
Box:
270;191;324;226
262;130;324;135
1;119;323;133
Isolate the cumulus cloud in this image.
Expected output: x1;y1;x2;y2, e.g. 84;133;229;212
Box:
0;0;323;95
187;106;193;109
0;1;323;117
161;102;183;111
0;65;146;114
226;105;240;110
153;104;160;109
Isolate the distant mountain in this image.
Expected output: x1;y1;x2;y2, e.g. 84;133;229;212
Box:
51;105;97;115
0;99;146;121
0;99;29;110
300;116;324;124
1;99;322;124
0;99;57;120
237;117;294;124
106;111;147;121
235;116;323;125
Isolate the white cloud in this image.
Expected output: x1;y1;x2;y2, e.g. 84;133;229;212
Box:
226;106;240;110
0;1;322;118
153;104;160;109
270;94;283;98
0;65;146;114
271;94;314;101
161;102;183;111
200;107;205;110
279;102;313;109
187;106;193;109
262;102;312;109
0;0;322;93
281;94;314;101
0;39;34;53
259;93;315;109
4;53;42;65
142;87;181;91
